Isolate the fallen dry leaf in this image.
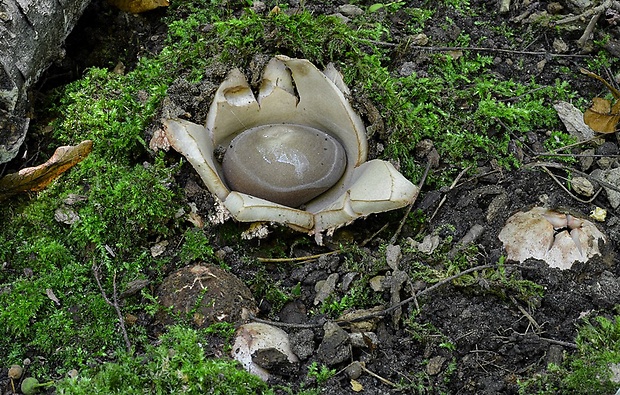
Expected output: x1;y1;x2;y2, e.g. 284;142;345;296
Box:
351;379;363;392
581;68;620;133
107;0;168;13
46;288;60;306
583;97;620;133
0;140;93;200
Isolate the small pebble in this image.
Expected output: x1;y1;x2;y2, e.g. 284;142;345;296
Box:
571;177;594;197
337;4;364;17
345;361;363;379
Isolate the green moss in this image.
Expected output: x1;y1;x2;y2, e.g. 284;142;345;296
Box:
55;325;273;395
520;315;620;394
178;228;215;265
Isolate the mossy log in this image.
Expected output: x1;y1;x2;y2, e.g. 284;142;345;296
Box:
0;0;91;163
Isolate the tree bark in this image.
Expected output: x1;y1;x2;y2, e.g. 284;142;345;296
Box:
0;0;91;164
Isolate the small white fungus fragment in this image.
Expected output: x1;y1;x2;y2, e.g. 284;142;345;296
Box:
499;207;606;270
232;323;299;381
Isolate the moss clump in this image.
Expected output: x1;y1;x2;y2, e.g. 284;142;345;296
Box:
519;315;620;394
55;326;273;395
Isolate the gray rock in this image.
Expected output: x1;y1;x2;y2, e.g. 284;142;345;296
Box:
337;4;364;16
340;272;357;291
223;124;347;207
571;176;594;197
426;355;446;375
349;332;378;348
289;329;315;360
0;0;92;164
399;61;417;77
317;321;351;365
314;273;339;305
589;271;620;308
592;168;620;208
330;12;349;24
252;347;299;375
385;244;401;270
596;141;619;156
344;361;362;379
546;344;564;366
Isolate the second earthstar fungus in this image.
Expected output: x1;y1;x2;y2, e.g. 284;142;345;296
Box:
499;207;607;270
163;56;418;242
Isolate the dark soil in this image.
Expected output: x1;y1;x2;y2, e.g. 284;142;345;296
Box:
27;0;620;394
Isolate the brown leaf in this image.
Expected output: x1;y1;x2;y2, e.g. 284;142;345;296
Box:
583;97;620;133
351;379;363;392
580;68;620;133
107;0;168;13
0;140;93;200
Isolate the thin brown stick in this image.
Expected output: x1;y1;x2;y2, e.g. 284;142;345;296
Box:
535;153;616;158
335;263;496;324
454;169;502;190
539;165;603;204
554;0;612;25
257;250;340;263
533;136;602;156
92;262;132;353
248;315;324;328
360;364;398;387
430;165;472;221
359;39;592;58
509;295;541;333
539;337;578;349
526;161;620;194
577;8;604;48
361;222;390;247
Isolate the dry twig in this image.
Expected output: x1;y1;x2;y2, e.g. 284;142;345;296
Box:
430;165;472;221
509;295;542;333
360;39;591;58
538;164;603;204
526;161;620;194
257;250;340;263
92;262;132;352
335;263;497;324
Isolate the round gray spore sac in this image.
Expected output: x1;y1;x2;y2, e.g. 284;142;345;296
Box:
222;124;347;207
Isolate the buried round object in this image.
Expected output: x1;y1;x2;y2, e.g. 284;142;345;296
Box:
222;124;347;207
156;263;258;328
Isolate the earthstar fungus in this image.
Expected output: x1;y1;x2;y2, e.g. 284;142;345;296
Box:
499;207;606;270
164;56;418;242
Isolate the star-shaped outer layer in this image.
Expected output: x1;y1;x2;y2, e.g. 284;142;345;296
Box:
499;207;606;270
163;56;419;243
